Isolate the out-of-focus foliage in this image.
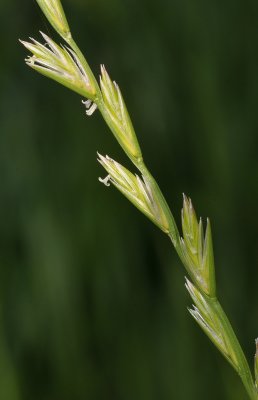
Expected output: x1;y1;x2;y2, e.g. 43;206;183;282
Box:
0;1;258;399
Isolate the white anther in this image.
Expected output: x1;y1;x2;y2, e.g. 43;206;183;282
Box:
82;99;92;108
82;99;97;116
98;175;111;187
86;103;97;116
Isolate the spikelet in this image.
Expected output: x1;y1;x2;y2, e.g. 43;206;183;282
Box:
99;65;142;161
181;195;216;296
185;278;239;371
20;33;97;99
35;0;70;38
98;153;169;233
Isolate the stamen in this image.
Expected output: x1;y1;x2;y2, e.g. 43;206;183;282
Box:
98;175;111;187
82;99;92;108
86;103;97;116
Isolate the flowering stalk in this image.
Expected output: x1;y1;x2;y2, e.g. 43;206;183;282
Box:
21;1;257;399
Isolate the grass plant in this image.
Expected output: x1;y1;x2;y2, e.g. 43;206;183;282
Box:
20;1;258;398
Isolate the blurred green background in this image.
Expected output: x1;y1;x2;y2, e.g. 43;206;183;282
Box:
0;0;258;399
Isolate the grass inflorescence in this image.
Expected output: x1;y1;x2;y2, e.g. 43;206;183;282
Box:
20;1;258;399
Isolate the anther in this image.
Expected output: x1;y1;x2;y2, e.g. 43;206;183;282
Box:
98;175;111;187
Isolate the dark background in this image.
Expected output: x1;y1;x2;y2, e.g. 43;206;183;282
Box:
0;0;258;399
